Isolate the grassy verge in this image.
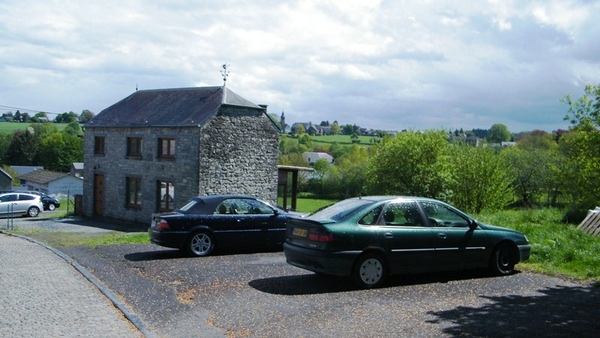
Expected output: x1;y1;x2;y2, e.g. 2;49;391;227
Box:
12;228;149;247
476;208;600;284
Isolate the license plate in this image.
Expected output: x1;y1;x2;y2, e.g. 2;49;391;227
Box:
293;227;307;237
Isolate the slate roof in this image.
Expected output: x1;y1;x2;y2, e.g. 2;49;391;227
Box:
18;170;70;184
0;168;12;180
85;86;263;128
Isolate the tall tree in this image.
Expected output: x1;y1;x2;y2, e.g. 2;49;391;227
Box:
487;123;511;143
79;110;95;123
449;145;513;213
5;129;38;165
365;130;450;198
330;121;341;135
561;83;600;130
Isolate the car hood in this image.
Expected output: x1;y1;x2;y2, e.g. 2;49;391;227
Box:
478;222;522;234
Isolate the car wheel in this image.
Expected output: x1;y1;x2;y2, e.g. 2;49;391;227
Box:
48;203;56;211
489;243;516;276
186;232;215;257
353;253;386;288
27;206;40;217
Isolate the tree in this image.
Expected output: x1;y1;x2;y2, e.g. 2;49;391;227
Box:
32;112;48;123
330;121;341;135
294;124;306;136
556;130;600;209
5;129;38;165
561;83;600;130
306;158;332;197
297;134;313;149
487;124;511;143
448;145;513;213
365;130;450;198
37;133;83;171
324;145;369;198
62;120;83;136
29;122;59;138
516;130;557;151
79;110;95;123
0;133;11;164
54;111;78;123
278;152;309;167
501;147;554;207
342;124;354;135
558;84;600;209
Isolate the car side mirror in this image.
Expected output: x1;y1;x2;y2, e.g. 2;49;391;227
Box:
468;219;478;230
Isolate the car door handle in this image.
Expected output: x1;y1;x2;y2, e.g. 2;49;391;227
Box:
384;232;393;238
437;233;447;239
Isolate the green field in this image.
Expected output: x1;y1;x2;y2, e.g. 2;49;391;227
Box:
0;122;68;134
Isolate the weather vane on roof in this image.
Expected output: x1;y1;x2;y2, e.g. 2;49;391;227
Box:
220;63;230;86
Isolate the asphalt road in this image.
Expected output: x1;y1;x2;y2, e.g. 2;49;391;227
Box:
8;217;600;337
57;244;599;338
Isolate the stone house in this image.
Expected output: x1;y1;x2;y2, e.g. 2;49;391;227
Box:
82;86;280;224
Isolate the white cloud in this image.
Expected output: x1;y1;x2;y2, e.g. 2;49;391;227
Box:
0;0;598;132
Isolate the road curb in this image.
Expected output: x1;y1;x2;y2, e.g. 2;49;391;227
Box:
1;230;158;338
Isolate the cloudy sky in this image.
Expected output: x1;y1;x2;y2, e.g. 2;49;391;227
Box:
1;0;598;132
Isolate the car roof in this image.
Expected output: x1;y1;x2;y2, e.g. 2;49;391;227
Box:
0;192;40;198
179;195;260;213
344;196;437;203
191;194;257;202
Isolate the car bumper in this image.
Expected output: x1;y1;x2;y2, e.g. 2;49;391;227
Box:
518;244;532;262
148;228;189;249
283;242;360;276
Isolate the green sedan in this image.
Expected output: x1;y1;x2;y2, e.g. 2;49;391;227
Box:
284;196;531;288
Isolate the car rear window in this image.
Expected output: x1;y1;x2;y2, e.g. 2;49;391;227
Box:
177;199;206;214
18;194;35;201
308;199;377;222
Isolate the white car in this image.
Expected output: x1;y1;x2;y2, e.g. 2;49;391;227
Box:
0;192;44;217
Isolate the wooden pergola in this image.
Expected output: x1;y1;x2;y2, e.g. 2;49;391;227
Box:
277;165;313;211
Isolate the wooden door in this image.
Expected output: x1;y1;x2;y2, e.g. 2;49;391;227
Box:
94;174;104;216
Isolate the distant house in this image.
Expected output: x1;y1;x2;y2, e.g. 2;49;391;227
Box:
17;169;83;196
83;86;280;224
302;152;334;166
0;168;12;191
70;162;84;178
291;122;331;135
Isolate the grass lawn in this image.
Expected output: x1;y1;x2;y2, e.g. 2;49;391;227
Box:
0;122;68;134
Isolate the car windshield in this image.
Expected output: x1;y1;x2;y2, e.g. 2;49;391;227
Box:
308;198;377;222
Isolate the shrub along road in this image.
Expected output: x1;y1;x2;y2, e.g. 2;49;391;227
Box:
8;217;600;337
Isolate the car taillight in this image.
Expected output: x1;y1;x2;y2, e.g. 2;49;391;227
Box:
308;229;333;242
155;219;170;230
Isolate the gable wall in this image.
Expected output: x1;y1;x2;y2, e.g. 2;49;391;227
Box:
198;107;279;203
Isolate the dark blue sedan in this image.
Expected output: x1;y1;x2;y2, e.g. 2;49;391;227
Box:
149;195;296;256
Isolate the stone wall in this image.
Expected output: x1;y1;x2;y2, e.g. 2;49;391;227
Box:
83;108;279;223
198;107;280;203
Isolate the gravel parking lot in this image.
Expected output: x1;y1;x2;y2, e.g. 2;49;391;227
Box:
7;217;600;337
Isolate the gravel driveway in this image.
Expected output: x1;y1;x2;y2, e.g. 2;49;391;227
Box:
8;217;600;337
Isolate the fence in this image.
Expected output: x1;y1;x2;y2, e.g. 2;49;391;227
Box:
2;203;15;230
577;207;600;236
